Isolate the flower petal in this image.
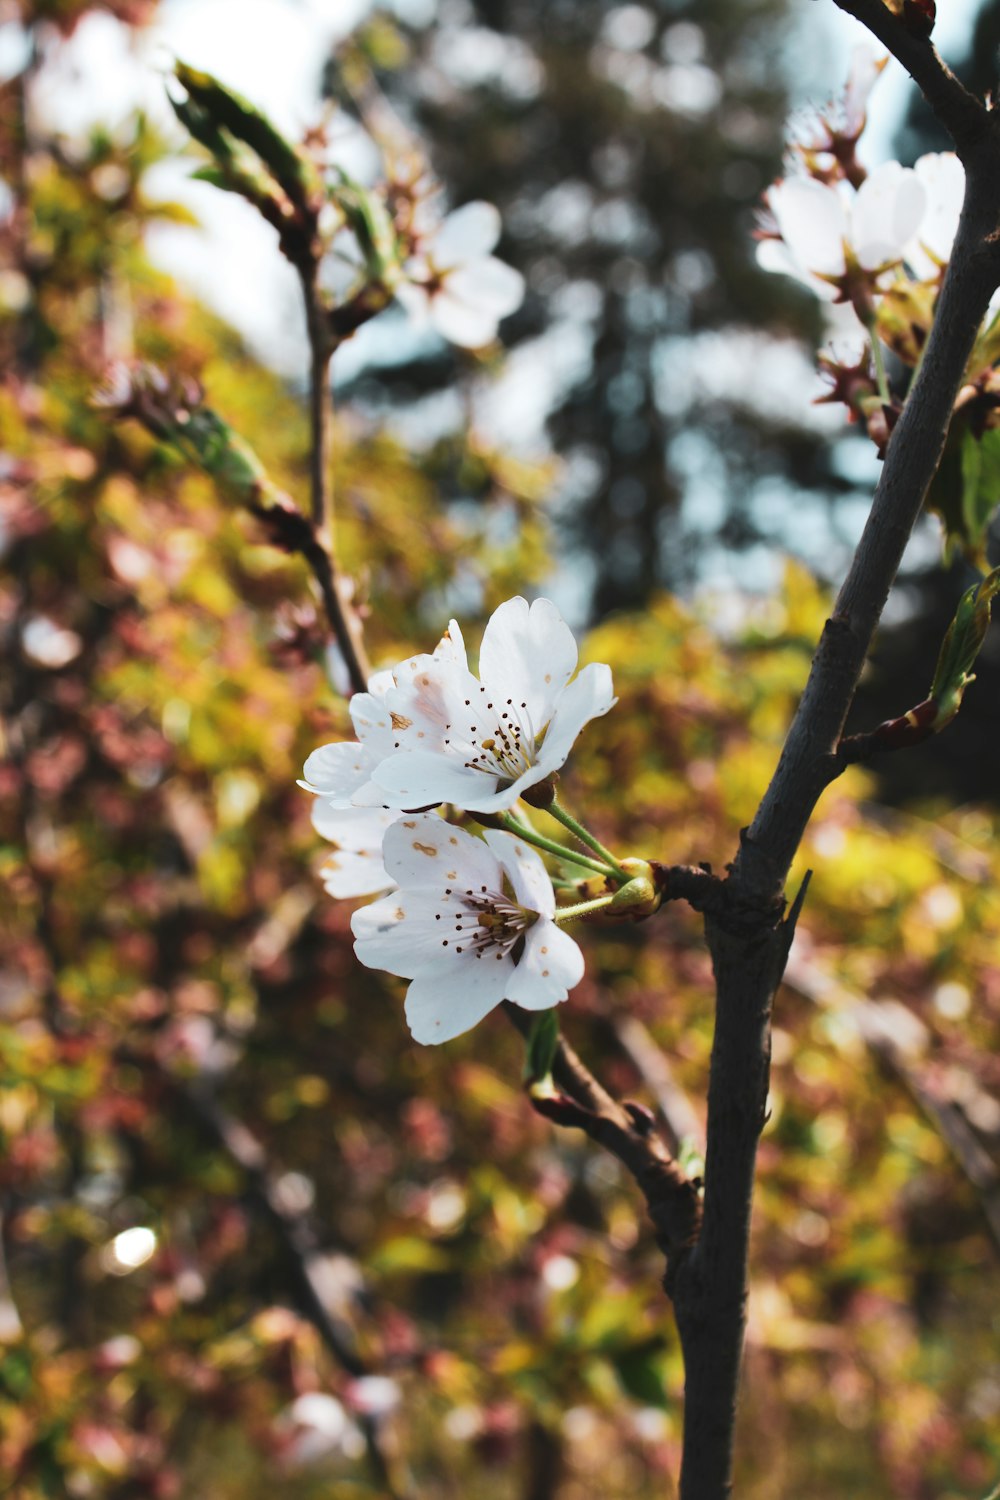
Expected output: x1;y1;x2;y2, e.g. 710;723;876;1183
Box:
484;829;556;918
372;751;499;812
446;257;525;317
503;920;583;1010
300;740;375;804
430;290;502;349
479;596;578;732
767;178;847;279
852;161;925;269
380;814;498;890
348;689;394;747
910;151;964;275
319;849;394;899
352;890;458;978
433;201;502;267
404;961;510;1044
534;661;616;775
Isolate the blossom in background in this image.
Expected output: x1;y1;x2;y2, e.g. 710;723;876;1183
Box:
757;161;926;302
371;596;616;814
839;46;887;144
792;46;887;183
352;816;584;1044
907;151;965;280
311;802;398;899
396;200;525;348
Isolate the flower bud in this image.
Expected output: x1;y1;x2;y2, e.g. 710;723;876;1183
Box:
609;859;661;918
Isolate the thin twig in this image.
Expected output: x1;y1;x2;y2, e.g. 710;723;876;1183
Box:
610;1015;705;1161
502;1005;702;1265
165;1068;417;1500
304;287;334;533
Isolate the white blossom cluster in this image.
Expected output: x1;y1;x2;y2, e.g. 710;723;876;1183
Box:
302;598;615;1044
756;46;966;353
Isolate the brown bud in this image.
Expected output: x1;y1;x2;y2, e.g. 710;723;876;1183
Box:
902;0;935;37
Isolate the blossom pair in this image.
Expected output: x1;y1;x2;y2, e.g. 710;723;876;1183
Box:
303;597;616;1044
302;596;614;819
757;46;966;347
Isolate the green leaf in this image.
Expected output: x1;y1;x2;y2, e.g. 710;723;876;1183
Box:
958;426;1000;568
929;564;1000;728
174;62;321;211
328;172;401;285
924;422;1000;569
523;1009;560;1086
612;1342;670;1407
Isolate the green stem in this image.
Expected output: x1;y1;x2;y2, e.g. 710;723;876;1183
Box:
548;800;627;878
493;813;616;878
553;894;616;924
868;323;891;404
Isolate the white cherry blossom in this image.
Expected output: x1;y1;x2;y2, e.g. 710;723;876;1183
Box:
371;596;616;814
757;161;926;300
352;816;584;1044
840;46;888;142
397;200;525;348
906;151;965;280
300;626;466;808
311;802;398;899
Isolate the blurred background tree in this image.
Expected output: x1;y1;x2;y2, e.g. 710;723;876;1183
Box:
2;2;1000;1497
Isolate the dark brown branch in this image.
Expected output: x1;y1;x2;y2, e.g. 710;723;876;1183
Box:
249;500;370;694
304;291;334;532
666;18;1000;1498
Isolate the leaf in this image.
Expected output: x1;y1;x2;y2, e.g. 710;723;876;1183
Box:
925;421;1000;569
523;1009;560;1086
957;426;1000;569
928;564;1000;728
174;62;321;211
328;172;401;285
612;1343;670;1407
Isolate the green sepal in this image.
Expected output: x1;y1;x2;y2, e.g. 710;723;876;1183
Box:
174;61;322;211
523;1009;560;1087
928;564;1000;728
328;171;401;287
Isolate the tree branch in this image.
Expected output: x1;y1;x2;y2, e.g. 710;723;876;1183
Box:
502;1004;702;1266
667;19;1000;1496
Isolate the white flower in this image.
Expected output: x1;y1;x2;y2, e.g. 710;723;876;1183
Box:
371;596;616;814
312;802;398;899
397;200;525;348
352;816;584;1044
300;626;466;808
757;161;926;300
906;151;965;280
840;45;888;141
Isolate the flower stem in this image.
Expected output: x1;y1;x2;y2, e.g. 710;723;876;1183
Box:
547;800;627;878
553;894;616;924
867;322;891;405
494;813;617;878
